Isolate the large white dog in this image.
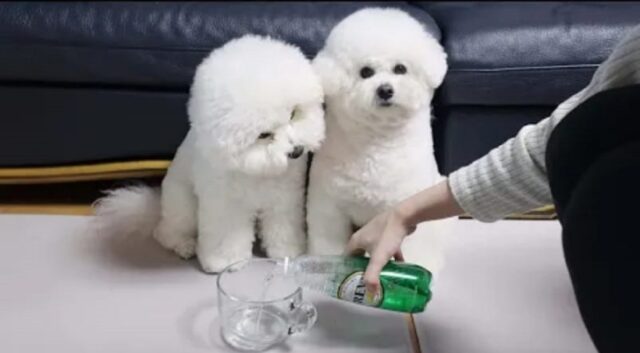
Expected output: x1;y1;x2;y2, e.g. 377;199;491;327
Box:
94;35;325;273
307;8;454;275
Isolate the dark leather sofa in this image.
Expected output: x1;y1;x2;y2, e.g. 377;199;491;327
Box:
1;1;640;183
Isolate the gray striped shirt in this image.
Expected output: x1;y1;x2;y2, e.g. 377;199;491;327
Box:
448;25;640;222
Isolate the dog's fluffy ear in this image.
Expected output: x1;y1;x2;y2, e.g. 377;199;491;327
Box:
312;51;348;97
418;35;448;89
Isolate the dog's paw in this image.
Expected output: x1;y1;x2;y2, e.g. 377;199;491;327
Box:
153;228;196;259
198;253;250;274
172;237;197;259
307;238;347;256
266;242;306;259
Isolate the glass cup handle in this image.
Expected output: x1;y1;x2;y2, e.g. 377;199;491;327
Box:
288;301;317;335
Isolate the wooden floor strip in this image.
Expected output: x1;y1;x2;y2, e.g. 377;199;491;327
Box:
0;160;170;184
0;204;94;216
0;202;557;221
406;314;422;353
0;160;171;177
0;170;167;184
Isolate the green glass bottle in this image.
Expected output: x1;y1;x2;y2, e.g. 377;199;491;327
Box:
287;255;433;313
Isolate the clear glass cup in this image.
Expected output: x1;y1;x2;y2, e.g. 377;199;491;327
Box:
216;258;317;351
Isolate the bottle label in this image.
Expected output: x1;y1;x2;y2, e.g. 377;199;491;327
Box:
337;271;382;307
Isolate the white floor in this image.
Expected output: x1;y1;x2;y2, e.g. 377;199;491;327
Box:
0;214;413;353
415;219;597;353
0;215;597;353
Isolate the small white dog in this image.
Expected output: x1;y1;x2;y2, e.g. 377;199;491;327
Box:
307;8;453;275
94;35;325;273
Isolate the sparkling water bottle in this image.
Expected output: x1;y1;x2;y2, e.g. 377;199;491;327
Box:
283;255;432;313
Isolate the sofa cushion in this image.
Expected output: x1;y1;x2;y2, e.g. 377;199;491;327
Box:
433;105;555;174
0;1;439;90
415;2;640;106
0;2;443;168
0;86;189;167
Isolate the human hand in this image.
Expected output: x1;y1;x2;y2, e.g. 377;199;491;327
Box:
345;208;416;295
345;180;463;296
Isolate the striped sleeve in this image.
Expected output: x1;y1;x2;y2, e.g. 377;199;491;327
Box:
447;24;640;222
448;90;587;222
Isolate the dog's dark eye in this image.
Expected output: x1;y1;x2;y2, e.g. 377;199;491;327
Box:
258;132;274;140
393;64;407;75
360;66;375;79
290;109;297;121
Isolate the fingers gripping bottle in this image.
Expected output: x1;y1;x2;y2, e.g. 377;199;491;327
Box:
283;255;432;313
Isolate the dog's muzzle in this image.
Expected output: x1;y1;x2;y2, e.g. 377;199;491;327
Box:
287;146;304;159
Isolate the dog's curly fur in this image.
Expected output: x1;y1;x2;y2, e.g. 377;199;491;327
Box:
94;35;325;273
307;8;454;275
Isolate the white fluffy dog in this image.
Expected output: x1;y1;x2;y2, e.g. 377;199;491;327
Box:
94;35;325;273
307;8;454;275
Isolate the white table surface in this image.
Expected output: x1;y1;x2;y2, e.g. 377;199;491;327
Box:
0;215;415;353
415;220;598;353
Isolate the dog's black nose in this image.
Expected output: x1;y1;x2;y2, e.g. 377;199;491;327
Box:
376;84;394;100
287;146;304;159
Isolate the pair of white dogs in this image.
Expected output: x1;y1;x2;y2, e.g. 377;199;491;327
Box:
95;8;453;275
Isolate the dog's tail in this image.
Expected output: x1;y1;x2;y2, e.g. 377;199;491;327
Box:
92;184;162;239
